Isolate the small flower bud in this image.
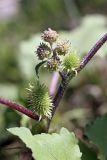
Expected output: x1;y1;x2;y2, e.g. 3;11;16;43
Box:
47;57;60;71
27;82;53;119
55;40;70;55
42;28;58;43
36;43;51;60
62;53;80;72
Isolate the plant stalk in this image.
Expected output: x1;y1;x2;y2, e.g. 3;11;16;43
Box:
0;97;39;120
47;33;107;131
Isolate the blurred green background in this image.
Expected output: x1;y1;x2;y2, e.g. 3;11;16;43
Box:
0;0;107;159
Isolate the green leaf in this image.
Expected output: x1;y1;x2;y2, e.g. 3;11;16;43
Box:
79;141;98;160
8;127;82;160
85;114;107;160
35;61;46;78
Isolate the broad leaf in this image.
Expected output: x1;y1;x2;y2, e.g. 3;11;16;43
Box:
8;127;82;160
85;114;107;160
79;141;98;160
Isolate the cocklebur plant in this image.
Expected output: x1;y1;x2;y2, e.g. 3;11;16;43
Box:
0;28;107;160
26;28;80;121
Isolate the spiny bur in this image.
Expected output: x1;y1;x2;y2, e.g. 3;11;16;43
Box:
62;53;80;72
54;40;70;55
36;43;51;60
27;82;53;120
42;28;58;43
47;57;60;71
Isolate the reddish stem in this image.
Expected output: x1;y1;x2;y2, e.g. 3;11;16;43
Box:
0;97;39;120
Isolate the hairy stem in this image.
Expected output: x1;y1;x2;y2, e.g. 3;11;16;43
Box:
47;33;107;131
0;97;39;120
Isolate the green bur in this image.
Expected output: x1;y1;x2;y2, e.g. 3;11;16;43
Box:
27;82;53;118
62;53;80;72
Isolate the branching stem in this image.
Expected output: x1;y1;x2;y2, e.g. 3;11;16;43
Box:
47;33;107;131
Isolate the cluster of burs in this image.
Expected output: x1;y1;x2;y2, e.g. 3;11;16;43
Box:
36;28;80;72
27;29;80;120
